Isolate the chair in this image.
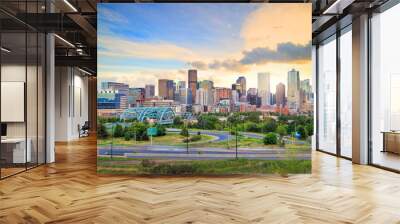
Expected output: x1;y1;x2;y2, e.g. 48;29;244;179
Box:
79;121;90;138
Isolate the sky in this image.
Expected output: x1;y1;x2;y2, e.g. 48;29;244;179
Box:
98;3;312;94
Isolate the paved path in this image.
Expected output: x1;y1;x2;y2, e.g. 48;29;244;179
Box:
98;146;311;160
97;129;310;160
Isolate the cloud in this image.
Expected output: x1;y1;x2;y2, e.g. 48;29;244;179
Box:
186;41;310;72
188;61;208;70
240;4;311;50
98;36;198;61
208;59;248;72
98;7;128;24
240;41;311;65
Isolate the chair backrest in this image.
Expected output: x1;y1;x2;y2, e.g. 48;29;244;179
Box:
82;121;90;129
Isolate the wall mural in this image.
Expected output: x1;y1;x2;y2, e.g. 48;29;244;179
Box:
97;3;313;175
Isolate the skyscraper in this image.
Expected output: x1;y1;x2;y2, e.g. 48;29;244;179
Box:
236;76;246;97
196;88;209;106
188;69;197;104
258;72;270;106
287;69;300;110
145;84;155;99
199;80;214;106
276;83;286;107
214;87;231;104
128;87;145;107
300;79;312;101
177;81;186;90
158;79;174;100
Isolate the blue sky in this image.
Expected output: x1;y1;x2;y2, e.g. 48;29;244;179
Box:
97;3;311;91
98;4;257;52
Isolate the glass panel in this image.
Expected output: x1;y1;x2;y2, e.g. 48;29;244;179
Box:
27;31;38;168
340;29;352;158
371;4;400;171
318;37;337;154
1;31;27;177
38;33;45;164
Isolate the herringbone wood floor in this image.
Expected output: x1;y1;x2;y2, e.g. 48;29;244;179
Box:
1;136;400;224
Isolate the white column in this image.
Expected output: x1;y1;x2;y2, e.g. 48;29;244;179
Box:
46;32;55;163
352;14;369;164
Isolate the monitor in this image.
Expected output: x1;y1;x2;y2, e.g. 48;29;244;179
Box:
1;123;7;137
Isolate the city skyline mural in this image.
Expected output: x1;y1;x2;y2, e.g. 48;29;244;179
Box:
97;3;313;175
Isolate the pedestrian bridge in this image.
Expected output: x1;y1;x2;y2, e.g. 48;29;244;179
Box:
120;107;175;124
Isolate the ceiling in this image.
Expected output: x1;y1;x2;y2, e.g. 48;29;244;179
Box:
0;0;393;75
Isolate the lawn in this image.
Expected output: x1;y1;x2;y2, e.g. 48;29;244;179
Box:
97;133;216;147
97;157;311;175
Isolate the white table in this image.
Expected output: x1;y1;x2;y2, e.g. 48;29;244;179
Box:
1;138;31;163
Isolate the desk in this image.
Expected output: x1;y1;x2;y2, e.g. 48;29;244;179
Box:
382;131;400;154
1;138;31;163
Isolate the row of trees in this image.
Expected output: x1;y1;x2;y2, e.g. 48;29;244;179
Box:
173;112;313;140
97;121;166;141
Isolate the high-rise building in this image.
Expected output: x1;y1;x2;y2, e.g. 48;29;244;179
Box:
258;72;270;106
128;88;145;107
101;81;129;96
236;76;246;97
214;87;231;104
199;80;214;106
232;90;239;104
276;83;286;107
231;83;241;96
188;69;197;104
287;69;300;110
196;88;209;106
247;88;258;96
300;79;312;101
158;79;174;100
145;84;155;99
247;93;261;107
177;81;186;90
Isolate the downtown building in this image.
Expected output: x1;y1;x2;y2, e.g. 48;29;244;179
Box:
236;76;247;97
158;79;174;100
145;84;155;99
258;72;271;106
188;69;197;104
276;82;286;107
287;69;300;111
101;81;129;96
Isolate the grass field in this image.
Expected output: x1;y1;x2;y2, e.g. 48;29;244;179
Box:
97;157;311;175
97;132;311;151
97;133;216;147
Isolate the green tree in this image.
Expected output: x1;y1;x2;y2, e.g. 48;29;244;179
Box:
124;131;133;141
180;127;189;137
113;124;124;138
131;122;149;141
97;123;108;139
305;123;314;136
297;125;308;139
276;125;288;137
263;133;277;145
244;122;259;132
156;125;166;136
261;118;277;133
173;116;183;126
247;112;261;123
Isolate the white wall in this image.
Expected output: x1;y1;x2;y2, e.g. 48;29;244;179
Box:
55;67;89;141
